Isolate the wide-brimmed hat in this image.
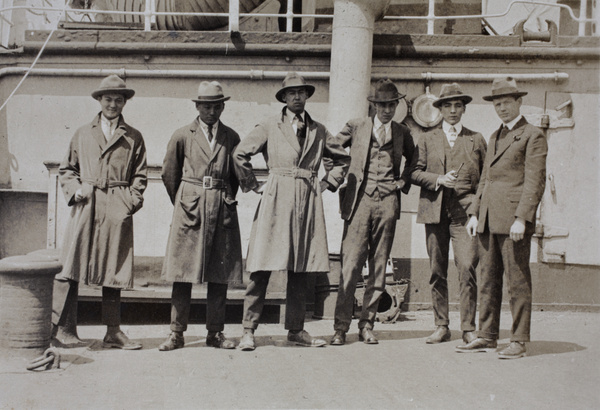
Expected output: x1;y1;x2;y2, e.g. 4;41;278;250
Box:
275;72;315;103
432;83;473;108
91;74;135;100
482;77;528;101
367;79;405;103
192;81;231;103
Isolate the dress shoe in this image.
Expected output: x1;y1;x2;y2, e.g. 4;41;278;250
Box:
287;330;327;347
426;326;451;344
238;331;256;351
455;337;497;353
206;332;235;349
158;332;184;351
102;330;142;350
330;330;346;346
498;342;527;359
358;328;378;344
462;331;477;344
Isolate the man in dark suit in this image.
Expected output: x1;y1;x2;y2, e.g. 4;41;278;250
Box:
330;79;415;346
411;83;487;345
456;77;547;359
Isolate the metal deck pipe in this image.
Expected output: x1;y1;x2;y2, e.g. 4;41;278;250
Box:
327;0;390;134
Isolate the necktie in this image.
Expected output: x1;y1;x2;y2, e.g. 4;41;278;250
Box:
495;125;509;151
448;126;457;148
207;125;213;143
295;114;305;147
377;125;386;146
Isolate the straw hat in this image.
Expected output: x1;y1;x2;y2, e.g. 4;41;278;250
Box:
482;77;528;101
192;81;231;103
432;83;472;108
275;72;315;103
91;74;135;100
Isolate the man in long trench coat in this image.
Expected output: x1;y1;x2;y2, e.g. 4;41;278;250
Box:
52;75;147;350
234;72;350;351
158;81;243;351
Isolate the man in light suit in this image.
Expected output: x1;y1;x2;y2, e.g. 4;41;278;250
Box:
411;83;487;345
330;79;415;346
456;77;547;359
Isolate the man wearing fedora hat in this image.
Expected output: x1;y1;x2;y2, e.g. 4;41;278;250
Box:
233;72;350;351
330;79;415;346
158;81;243;351
410;83;487;345
52;74;147;350
456;77;547;359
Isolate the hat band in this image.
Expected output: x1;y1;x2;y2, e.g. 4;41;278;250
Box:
196;95;226;100
491;86;522;96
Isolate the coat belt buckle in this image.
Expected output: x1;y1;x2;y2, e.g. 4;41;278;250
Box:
203;176;213;189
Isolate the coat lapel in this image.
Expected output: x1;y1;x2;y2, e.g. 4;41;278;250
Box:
90;115;107;150
278;109;302;155
101;116;127;156
190;119;212;160
491;118;527;165
434;128;446;167
390;122;404;179
460;129;474;157
210;122;225;162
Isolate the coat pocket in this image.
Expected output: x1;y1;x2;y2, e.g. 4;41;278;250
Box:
179;195;202;228
222;197;238;229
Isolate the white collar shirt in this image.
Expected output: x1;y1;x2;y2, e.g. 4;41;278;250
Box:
504;114;523;131
442;121;462;148
288;111;305;134
100;115;118;142
200;119;219;151
373;116;392;146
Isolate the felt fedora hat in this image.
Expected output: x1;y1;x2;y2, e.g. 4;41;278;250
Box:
432;83;473;108
367;79;405;103
482;77;528;101
91;74;135;100
192;81;231;103
275;72;315;103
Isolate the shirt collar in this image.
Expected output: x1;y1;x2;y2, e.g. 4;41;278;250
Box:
504;114;523;131
442;121;462;136
287;110;305;124
199;118;219;134
101;114;118;127
373;115;391;132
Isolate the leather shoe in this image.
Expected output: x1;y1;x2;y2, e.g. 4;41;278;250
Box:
330;330;346;346
287;330;327;347
498;342;527;359
358;328;378;344
238;331;256;351
102;330;142;350
158;332;184;351
462;331;477;344
206;332;235;349
426;326;451;344
455;337;497;353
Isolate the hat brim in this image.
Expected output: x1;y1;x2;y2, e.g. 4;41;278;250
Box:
276;85;315;103
367;94;406;103
192;96;231;103
92;88;135;100
432;94;473;108
482;91;528;102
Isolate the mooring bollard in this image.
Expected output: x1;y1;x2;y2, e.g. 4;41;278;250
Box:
0;249;62;369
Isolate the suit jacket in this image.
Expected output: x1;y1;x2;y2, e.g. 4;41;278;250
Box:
411;125;487;224
470;117;547;235
336;116;415;221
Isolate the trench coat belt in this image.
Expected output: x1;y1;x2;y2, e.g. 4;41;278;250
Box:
270;167;317;180
82;178;129;190
181;176;227;190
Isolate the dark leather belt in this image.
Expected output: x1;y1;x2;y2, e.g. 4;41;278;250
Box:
182;176;227;190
